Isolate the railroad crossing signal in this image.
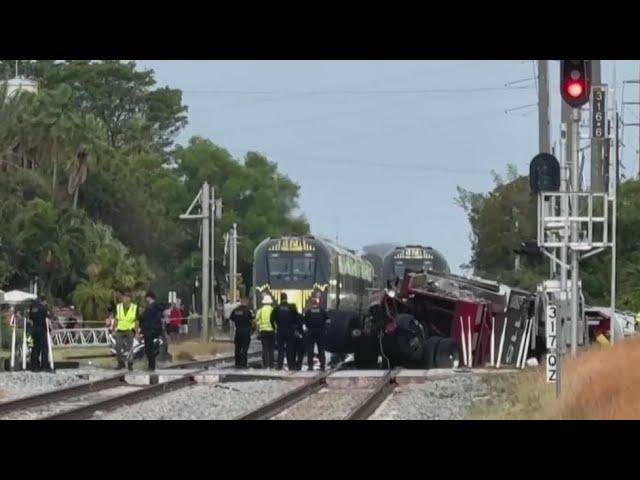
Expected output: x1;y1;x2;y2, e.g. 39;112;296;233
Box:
529;153;560;194
560;60;591;108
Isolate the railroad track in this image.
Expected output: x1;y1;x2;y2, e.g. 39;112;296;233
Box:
168;350;262;369
1;353;399;420
0;352;262;420
236;367;399;420
43;372;200;420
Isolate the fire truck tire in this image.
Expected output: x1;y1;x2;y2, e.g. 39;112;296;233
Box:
423;336;441;369
354;343;379;369
434;338;461;368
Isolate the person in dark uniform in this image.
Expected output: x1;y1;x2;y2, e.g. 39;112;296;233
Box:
270;293;301;371
303;295;329;371
293;313;306;370
230;298;254;368
139;291;165;372
29;296;51;372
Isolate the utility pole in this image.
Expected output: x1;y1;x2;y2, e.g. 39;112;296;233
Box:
231;223;238;304
538;60;551;154
201;183;210;342
570;108;580;357
590;60;604;192
180;182;211;342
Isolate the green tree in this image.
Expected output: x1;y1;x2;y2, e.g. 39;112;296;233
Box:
1;60;188;151
456;165;547;290
11;199;89;299
174;137;310;286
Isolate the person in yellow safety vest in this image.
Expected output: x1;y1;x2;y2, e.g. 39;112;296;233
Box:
114;292;139;371
256;294;275;369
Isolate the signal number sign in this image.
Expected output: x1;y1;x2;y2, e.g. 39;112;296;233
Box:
546;353;558;383
592;86;606;139
546;305;558;384
545;305;557;349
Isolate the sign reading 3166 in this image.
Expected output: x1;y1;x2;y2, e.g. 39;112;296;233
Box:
592;86;606;139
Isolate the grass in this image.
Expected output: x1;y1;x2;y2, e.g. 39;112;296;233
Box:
469;336;640;420
168;339;233;362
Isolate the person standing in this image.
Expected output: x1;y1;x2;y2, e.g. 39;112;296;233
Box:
294;312;306;370
256;294;275;369
114;292;139;371
303;295;329;371
139;291;165;372
230;298;254;368
270;293;301;371
29;296;51;372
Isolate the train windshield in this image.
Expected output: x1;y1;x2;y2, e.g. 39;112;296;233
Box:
293;257;315;278
393;261;428;278
268;254;316;281
268;256;291;279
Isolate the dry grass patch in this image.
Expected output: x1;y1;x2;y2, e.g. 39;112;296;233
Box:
560;337;640;419
168;340;233;361
470;337;640;420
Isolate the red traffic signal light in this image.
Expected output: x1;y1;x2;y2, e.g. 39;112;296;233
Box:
561;60;591;108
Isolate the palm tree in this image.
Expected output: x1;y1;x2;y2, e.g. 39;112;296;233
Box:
71;280;114;322
12;199;89;300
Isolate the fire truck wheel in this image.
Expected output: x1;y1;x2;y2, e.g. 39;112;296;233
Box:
434;338;461;368
325;312;353;354
423;336;441;369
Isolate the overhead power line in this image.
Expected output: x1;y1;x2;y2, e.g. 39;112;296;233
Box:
182;86;535;96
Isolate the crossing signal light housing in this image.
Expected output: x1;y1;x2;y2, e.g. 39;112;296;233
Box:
529;153;560;194
561;60;591;108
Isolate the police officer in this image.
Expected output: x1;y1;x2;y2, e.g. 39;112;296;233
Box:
29;296;51;372
256;294;275;369
303;295;329;371
139;291;166;372
293;312;306;370
230;298;254;368
114;292;139;371
270;293;301;371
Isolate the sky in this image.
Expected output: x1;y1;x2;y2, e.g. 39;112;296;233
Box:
137;60;640;273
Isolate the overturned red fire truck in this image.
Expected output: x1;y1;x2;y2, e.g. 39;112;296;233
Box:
325;270;538;369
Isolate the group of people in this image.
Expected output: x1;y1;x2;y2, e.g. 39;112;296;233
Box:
230;292;329;371
108;291;168;372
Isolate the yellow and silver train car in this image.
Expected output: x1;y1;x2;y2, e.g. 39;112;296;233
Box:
252;235;374;321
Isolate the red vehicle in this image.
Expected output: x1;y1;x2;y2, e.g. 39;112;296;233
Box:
325;270;535;369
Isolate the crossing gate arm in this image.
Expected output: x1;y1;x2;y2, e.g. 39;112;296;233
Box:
50;328;111;348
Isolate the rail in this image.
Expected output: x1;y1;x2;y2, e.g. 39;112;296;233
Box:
236;370;333;420
344;369;398;420
0;374;127;416
43;373;201;420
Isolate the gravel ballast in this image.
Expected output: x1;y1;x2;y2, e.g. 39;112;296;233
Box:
370;374;490;420
0;372;86;402
95;379;304;420
274;387;371;420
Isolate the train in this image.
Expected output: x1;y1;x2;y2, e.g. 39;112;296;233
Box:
252;235;374;319
381;245;450;287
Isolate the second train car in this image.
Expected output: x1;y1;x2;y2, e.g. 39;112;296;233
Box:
382;245;450;287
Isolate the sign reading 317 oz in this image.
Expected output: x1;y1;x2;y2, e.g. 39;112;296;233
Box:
592;86;606;139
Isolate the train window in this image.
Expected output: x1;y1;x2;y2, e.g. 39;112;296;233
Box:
393;262;407;278
268;257;291;279
292;257;315;278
